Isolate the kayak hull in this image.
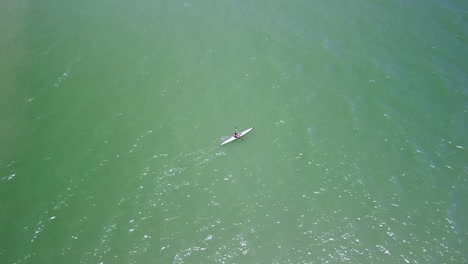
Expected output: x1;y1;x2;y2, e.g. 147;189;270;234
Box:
221;127;254;145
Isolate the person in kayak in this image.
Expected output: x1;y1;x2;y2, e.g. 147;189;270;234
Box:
233;127;243;141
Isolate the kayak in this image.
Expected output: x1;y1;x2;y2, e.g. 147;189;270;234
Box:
221;127;254;146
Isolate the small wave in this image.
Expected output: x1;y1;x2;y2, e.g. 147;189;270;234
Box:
174;246;207;264
1;173;16;181
53;71;70;87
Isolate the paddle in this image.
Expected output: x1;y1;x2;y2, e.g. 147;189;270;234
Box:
235;127;243;141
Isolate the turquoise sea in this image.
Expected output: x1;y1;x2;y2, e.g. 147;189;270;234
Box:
1;0;467;263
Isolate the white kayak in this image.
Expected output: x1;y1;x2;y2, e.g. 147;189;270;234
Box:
221;127;254;145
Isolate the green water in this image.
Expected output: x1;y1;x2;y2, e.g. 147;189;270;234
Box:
1;0;467;263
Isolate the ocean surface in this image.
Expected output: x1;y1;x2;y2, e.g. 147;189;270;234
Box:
1;0;467;263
